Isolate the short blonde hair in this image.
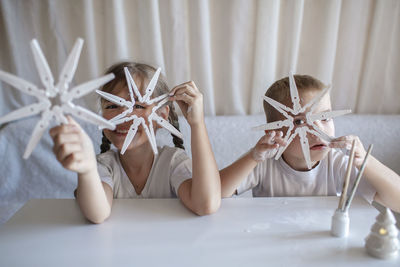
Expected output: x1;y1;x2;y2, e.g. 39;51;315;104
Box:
263;75;326;122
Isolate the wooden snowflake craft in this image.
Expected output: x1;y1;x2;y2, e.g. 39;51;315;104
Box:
252;72;351;169
0;38;115;159
96;67;183;155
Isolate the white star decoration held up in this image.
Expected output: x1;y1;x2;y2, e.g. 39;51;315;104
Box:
96;67;183;155
0;38;116;159
252;72;351;169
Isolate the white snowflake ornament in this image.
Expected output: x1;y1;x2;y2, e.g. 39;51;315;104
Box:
96;67;183;155
0;38;116;159
252;72;351;169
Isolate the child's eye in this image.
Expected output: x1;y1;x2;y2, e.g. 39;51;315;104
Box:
105;104;118;109
294;119;306;125
321;118;332;122
134;104;145;109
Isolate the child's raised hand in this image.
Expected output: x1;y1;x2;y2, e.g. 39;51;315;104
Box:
329;135;367;168
169;81;204;126
49;116;97;175
251;130;287;162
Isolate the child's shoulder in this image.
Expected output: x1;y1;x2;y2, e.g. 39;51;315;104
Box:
158;146;187;159
156;146;191;169
96;149;119;165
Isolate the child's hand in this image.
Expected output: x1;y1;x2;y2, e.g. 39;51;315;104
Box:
49;116;97;175
251;131;287;162
329;135;367;168
169;81;204;126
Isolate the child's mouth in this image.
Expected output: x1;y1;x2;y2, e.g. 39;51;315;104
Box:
115;128;129;136
310;144;327;150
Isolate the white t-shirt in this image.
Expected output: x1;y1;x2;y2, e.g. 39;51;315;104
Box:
237;149;376;203
97;146;192;198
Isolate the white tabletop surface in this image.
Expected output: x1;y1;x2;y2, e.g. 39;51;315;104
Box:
0;197;399;267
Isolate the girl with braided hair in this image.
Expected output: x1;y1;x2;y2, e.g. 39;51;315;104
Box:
49;62;221;223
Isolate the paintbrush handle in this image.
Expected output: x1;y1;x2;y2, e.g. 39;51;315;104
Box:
344;144;373;211
338;140;356;210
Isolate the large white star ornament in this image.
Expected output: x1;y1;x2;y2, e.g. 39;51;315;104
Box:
96;67;183;155
0;38;116;159
252;72;351;169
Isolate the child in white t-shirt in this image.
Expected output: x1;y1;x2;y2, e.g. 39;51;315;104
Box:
220;74;400;212
50;62;221;223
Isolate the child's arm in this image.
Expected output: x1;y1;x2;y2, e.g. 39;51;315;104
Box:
330;135;400;212
168;81;220;215
220;131;286;197
49;116;113;223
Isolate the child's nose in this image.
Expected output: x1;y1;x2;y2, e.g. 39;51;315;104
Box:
307;130;321;141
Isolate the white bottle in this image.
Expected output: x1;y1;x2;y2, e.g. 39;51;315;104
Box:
331;208;349;237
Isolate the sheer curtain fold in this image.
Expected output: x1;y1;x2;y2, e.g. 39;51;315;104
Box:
358;0;400;113
109;0;129;59
331;0;374;111
297;0;342;83
276;0;304;76
0;0;399;117
250;0;280;114
82;0;100;77
159;0;188;84
187;0;215;115
138;0;165;70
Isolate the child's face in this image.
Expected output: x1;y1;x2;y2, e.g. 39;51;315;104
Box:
281;90;335;171
101;76;168;152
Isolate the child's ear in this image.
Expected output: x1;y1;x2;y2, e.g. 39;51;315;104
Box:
158;105;170;121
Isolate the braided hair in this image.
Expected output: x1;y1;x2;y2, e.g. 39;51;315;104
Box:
99;62;185;153
100;131;111;153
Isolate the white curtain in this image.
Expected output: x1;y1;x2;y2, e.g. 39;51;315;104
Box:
0;0;399;117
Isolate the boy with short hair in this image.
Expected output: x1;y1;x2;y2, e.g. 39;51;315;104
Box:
220;74;400;212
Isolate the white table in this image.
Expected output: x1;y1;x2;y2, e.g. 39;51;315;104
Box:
0;197;398;266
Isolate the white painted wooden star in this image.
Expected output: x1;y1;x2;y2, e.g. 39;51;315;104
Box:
96;67;183;155
252;72;351;169
0;38;116;159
